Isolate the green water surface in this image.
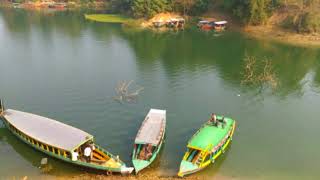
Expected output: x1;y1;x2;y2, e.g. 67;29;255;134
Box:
0;8;320;180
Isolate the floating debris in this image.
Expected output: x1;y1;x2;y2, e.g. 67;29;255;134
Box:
241;55;278;91
113;80;144;103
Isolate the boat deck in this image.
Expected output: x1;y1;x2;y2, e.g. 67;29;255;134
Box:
188;117;234;150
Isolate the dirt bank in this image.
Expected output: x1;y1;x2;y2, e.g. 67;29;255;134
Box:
11;171;237;180
204;4;320;47
243;7;320;47
244;25;320;47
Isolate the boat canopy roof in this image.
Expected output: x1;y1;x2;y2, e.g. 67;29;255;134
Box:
4;109;93;152
198;20;209;24
215;21;227;25
187;117;233;151
135;109;166;146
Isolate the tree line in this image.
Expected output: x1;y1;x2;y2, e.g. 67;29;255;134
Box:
106;0;320;33
9;0;320;32
108;0;210;18
223;0;320;33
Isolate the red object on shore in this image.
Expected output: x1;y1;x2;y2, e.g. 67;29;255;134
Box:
201;24;214;31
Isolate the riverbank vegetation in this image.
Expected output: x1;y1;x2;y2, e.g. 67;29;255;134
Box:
2;0;319;45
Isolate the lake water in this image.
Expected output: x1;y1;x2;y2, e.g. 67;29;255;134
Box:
0;8;320;180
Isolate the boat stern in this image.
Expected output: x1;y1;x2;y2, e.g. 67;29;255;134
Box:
120;166;134;175
132;159;150;174
178;160;199;177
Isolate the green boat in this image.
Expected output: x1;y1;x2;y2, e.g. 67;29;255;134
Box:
132;109;166;174
178;114;236;177
0;100;133;175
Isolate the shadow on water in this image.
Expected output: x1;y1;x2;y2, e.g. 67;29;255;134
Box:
0;126;85;176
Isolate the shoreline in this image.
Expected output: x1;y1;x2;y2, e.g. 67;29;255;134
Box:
1;2;319;47
244;25;320;48
7;172;236;180
0;1;106;11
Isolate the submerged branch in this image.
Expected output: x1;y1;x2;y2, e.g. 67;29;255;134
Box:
113;80;144;103
241;55;278;91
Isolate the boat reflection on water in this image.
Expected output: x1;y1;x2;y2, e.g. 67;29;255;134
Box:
0;127;82;177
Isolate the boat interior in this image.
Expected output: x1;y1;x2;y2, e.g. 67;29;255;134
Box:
76;144;121;168
134;144;156;161
185;148;201;163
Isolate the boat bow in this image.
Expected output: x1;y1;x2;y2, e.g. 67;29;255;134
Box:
178;160;199;177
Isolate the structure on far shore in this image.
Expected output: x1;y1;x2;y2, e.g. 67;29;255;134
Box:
143;13;185;30
197;18;227;32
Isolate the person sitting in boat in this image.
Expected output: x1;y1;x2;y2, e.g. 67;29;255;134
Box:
218;116;227;128
83;142;95;162
71;150;79;161
209;113;218;126
139;145;147;160
145;144;153;160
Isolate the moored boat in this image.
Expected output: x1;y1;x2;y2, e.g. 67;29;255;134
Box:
0;100;133;175
132;109;166;174
178;114;236;177
213;21;228;31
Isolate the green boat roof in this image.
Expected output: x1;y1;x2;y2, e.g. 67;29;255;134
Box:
187;117;234;150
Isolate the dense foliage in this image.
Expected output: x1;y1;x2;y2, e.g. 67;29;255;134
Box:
223;0;275;25
6;0;320;33
131;0;172;18
112;0;210;18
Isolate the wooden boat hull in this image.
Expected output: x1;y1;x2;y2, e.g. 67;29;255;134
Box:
178;117;236;177
132;109;166;174
0;113;131;174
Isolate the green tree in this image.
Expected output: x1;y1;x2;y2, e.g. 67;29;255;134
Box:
249;0;271;25
131;0;171;18
223;0;274;25
190;0;210;15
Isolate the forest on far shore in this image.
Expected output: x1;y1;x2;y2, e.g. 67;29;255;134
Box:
6;0;320;33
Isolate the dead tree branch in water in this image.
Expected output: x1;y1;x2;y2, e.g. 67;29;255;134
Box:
241;55;278;91
114;80;144;103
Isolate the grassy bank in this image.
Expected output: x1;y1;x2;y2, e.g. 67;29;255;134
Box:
84;14;132;23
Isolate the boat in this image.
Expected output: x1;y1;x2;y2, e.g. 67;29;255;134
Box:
213;21;227;31
197;20;214;30
197;19;227;32
48;3;67;9
0;100;133;175
166;18;185;29
132;109;166;174
178;114;236;177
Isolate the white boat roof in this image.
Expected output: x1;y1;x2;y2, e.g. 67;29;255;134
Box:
215;21;228;25
135;109;166;146
3;109;93;152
